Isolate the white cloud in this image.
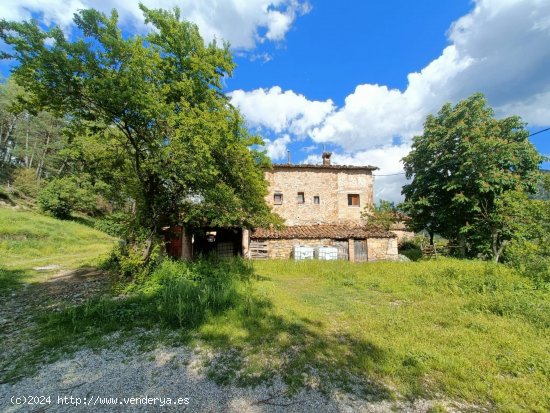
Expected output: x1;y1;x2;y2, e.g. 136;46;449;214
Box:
309;44;475;151
304;144;411;204
263;134;291;161
0;0;310;49
229;86;335;135
234;0;550;202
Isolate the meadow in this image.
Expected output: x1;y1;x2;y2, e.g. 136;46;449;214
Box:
1;207;549;412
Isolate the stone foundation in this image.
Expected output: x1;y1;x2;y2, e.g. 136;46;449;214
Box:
251;237;398;261
367;238;398;261
253;238;335;259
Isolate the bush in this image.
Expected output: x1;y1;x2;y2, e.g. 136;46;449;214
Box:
399;238;422;261
38;177;95;219
12;168;41;197
94;212;130;237
505;240;550;288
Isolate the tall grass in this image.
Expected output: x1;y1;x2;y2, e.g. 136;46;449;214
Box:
7;253;550;412
42;257;255;339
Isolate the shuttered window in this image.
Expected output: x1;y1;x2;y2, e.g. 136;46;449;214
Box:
348;194;360;206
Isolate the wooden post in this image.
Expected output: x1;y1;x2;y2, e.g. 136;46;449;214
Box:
242;229;250;259
181;227;192;260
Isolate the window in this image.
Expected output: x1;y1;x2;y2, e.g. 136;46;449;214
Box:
297;192;305;204
313;196;320;205
274;193;283;205
348;194;360;206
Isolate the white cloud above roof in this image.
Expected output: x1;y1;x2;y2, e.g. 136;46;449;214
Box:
232;0;550;202
229;86;335;136
263;134;292;161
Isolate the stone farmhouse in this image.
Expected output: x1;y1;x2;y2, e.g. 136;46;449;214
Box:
166;152;398;262
243;152;398;262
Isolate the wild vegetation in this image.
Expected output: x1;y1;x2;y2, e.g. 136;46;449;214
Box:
3;250;548;412
402;94;543;262
0;5;280;244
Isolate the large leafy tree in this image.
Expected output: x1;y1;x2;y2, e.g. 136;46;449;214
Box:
0;5;277;234
401;93;542;260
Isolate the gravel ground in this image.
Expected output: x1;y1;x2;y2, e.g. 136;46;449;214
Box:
0;343;446;413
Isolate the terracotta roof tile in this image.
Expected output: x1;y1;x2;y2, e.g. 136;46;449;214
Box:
251;224;395;240
271;164;378;171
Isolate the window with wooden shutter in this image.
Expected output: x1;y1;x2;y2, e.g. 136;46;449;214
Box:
348;194;360;206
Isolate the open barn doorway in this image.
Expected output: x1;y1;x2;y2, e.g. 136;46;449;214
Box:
192;227;243;258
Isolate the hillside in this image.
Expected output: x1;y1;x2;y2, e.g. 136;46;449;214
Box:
0;207;116;292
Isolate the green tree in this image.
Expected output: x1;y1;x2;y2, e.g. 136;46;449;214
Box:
401;93;542;260
0;79;24;173
0;80;68;183
362;199;399;231
1;5;278;236
38;176;96;219
485;190;550;286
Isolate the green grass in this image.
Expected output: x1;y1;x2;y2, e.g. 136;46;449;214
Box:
0;207;116;292
197;260;549;411
25;257;549;412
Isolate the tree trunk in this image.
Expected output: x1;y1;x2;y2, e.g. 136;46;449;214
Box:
491;229;508;263
24;122;30;167
36;130;51;179
457;233;467;258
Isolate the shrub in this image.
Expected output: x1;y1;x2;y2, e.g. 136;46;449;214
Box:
12;168;41;197
38;177;95;219
94;212;130;237
505;240;550;288
399;238;423;261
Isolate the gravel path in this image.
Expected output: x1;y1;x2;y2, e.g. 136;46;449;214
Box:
0;344;441;413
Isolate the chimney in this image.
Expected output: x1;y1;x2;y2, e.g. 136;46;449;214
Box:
322;151;332;166
287;150;291;164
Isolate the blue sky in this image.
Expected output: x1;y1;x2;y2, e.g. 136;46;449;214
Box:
1;0;549;202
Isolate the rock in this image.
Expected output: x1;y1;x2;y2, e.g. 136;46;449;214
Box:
397;254;411;262
33;264;61;271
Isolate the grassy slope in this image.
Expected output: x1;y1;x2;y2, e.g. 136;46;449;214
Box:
198;260;550;412
1;208;547;412
0;207;116;292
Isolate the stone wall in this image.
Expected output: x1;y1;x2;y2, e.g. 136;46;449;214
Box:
255;238;340;260
390;229;415;245
264;167;374;226
252;237;398;261
367;237;398;261
336;170;375;222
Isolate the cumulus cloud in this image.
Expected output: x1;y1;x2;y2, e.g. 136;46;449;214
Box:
229;86;335;135
0;0;310;49
304;144;411;204
263;134;291;161
311;0;550;152
233;0;550;201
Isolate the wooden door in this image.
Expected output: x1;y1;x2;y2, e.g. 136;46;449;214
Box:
334;241;349;260
354;240;368;262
